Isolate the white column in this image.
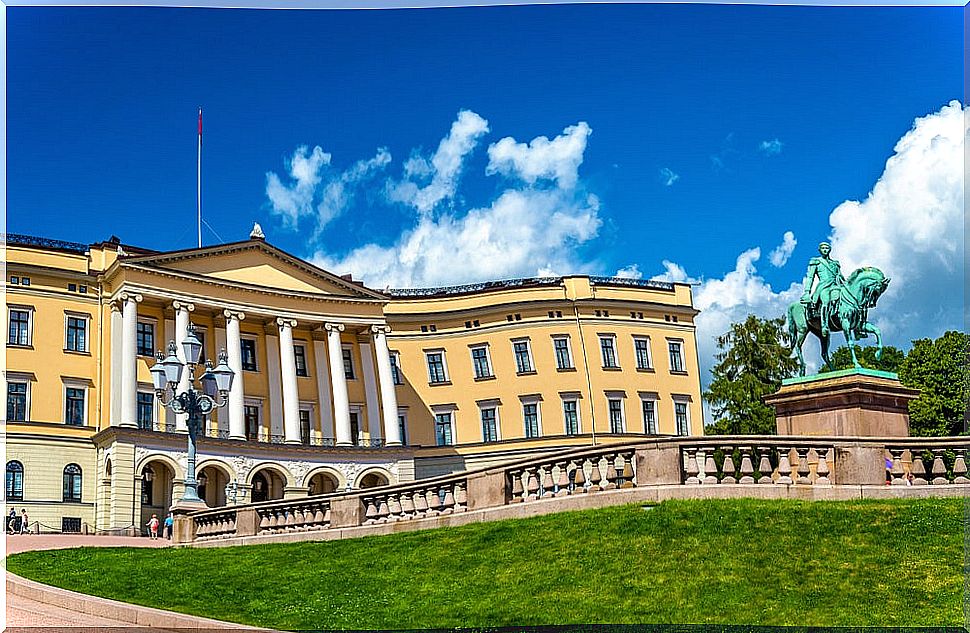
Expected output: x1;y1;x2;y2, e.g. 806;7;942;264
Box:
120;293;142;427
224;310;246;440
326;323;352;446
109;303;123;426
278;318;301;444
265;327;284;441
312;332;335;441
359;339;382;443
214;325;228;435
163;317;175;429
372;325;402;446
173;301;195;432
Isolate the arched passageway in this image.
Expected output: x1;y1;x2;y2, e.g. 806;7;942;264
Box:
139;460;175;532
358;472;389;489
198;464;231;508
308;471;339;495
250;467;286;503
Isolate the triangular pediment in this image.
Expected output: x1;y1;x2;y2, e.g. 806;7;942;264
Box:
122;240;384;300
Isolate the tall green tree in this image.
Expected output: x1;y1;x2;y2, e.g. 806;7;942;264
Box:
822;344;906;373
704;315;799;435
898;331;969;436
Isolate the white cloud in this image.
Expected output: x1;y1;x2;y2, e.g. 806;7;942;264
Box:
389;110;489;214
759;139;784;156
265;145;331;228
659;167;679;187
316;148;392;231
615;264;642;279
769;231;797;267
486;122;592;190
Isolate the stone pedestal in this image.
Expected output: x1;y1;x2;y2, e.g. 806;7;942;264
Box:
170;500;207;544
765;368;918;437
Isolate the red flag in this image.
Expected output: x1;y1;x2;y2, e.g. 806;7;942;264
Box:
198;108;203;136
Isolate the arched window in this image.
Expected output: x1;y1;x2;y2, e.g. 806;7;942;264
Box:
63;464;82;503
6;461;24;501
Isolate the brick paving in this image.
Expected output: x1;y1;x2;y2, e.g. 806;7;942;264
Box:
5;533;171;628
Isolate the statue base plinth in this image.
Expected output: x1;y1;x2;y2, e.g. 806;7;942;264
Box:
765;368;918;437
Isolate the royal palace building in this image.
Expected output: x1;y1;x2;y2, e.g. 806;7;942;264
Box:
3;230;702;533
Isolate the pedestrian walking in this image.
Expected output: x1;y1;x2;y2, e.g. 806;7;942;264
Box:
147;513;159;540
163;513;174;540
885;455;893;484
8;508;16;535
19;509;29;534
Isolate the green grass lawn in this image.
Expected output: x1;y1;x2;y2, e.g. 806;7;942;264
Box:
7;498;964;629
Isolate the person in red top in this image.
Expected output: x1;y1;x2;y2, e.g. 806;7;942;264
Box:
147;514;160;540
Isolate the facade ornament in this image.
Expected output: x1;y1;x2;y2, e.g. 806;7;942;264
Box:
229;455;255;480
787;242;890;376
277;317;298;330
370;324;391;335
250;223;265;240
119;292;143;304
223;309;246;321
324;322;345;333
288;460;313;485
172;300;195;313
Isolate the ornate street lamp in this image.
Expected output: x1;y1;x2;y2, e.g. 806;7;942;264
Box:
151;324;234;508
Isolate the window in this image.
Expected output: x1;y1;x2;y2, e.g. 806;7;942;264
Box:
668;340;685;373
470;345;493;379
244;404;260;439
65;387;86;426
9;276;18;285
608;398;625;433
675;401;690;436
241;339;258;371
523;402;540;438
21;277;30;286
397;412;408;446
299;409;311;445
63;464;82;503
600;335;619;369
553;336;573;370
642;399;658;434
6;461;24;501
8;309;31;346
136;322;155;357
349;411;361;445
7;381;28;422
390;353;403;385
562;399;580;435
66;316;88;352
137;392;154;430
513;340;534;373
481;407;498;442
294;344;309;377
435;412;454;446
634;337;653;370
342;347;355;380
68;283;77;292
426;351;448;384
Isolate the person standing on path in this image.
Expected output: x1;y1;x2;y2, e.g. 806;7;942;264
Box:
163;513;173;540
147;514;159;540
8;508;16;534
20;509;29;534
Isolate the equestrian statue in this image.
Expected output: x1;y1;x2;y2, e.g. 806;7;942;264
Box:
787;242;890;376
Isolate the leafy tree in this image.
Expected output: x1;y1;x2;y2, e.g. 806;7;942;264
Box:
704;315;799;435
898;331;969;437
822;344;906;374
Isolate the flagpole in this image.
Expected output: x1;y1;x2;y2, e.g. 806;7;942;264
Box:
197;106;203;248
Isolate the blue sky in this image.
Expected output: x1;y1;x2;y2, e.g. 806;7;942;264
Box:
6;4;965;389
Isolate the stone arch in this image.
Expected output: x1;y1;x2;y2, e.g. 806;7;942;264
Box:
196;459;234;508
245;463;294;487
247;463;292;503
304;466;345;495
355;467;393;489
135;453;184;480
138;457;178;533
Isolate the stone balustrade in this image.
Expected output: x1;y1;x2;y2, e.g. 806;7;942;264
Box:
181;435;969;545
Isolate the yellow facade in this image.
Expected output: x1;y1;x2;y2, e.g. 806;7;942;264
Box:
3;232;702;533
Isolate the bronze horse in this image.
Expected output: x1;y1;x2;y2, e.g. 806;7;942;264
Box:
787;267;890;376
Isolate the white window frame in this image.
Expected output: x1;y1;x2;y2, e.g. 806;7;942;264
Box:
511;337;536;374
519;394;543;438
598;334;619;369
294;342;310;378
342;344;356;380
424;349;450;385
560;393;582;435
639;392;659;435
240;336;259;372
667;338;686;374
633;335;653;371
551;335;574;370
5;372;33;423
62;379;89;426
469;344;494;380
673;395;692;436
477;399;502;442
431;404;457;446
606;391;627;433
64;312;91;353
7;306;34;347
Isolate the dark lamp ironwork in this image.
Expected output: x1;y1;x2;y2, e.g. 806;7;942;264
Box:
181;325;204;366
211;349;234;393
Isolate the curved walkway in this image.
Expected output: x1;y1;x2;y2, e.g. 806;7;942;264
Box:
5;534;271;630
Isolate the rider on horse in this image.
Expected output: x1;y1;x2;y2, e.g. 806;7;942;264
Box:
800;242;846;337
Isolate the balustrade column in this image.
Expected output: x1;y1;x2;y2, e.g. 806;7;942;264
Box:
326;323;353;446
371;325;402;446
120;293;143;427
173;301;194;431
225;310;246;440
278;318;301;444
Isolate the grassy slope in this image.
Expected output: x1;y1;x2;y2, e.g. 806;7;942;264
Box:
7;498;964;629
